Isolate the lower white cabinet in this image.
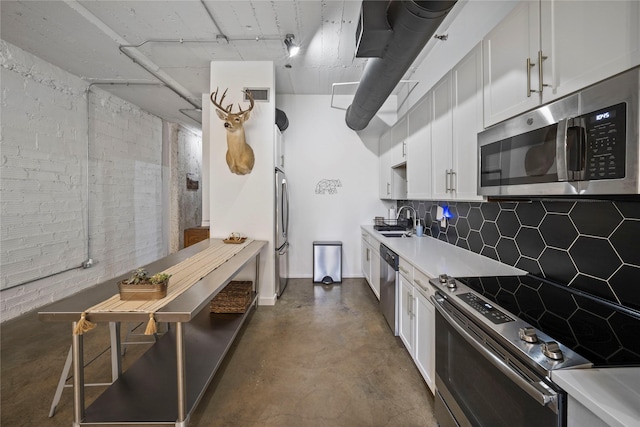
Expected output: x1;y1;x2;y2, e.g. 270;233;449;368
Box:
399;273;414;355
361;231;380;299
414;281;435;394
398;263;436;394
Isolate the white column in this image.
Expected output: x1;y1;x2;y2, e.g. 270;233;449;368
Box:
201;93;210;227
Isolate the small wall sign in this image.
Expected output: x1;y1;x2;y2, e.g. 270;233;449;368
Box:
315;179;342;194
186;173;199;190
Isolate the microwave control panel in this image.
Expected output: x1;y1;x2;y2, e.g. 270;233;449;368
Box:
584;102;626;180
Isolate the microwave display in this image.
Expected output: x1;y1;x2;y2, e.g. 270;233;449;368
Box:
584;103;626;180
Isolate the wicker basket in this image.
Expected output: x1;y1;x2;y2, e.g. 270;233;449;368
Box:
210;281;253;313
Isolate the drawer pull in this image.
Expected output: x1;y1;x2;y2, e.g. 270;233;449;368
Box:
415;279;429;292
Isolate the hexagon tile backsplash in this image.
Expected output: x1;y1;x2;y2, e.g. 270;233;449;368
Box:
398;199;640;312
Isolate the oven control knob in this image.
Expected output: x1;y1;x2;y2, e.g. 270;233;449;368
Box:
446;278;457;290
439;274;449;284
518;327;538;343
541;341;564;360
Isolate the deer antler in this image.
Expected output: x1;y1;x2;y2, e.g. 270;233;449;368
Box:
210;87;232;112
238;90;254;115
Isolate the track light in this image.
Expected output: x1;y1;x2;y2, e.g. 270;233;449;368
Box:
284;34;299;57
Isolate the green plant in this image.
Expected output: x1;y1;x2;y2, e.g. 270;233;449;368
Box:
125;268;149;285
122;268;171;286
150;273;171;285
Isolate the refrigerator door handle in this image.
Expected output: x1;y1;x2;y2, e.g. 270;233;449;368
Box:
282;179;290;239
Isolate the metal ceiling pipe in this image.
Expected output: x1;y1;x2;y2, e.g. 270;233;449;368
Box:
346;0;457;131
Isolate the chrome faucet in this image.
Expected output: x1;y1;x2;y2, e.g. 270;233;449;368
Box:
396;205;417;229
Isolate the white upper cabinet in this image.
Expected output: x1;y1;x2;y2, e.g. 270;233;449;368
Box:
390;115;408;167
452;43;484;201
430;43;484;201
482;1;541;127
406;93;432;200
379;129;407;200
541;0;640;104
483;0;640;127
430;72;454;200
379;129;393;199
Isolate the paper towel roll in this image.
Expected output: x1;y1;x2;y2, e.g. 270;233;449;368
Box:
388;208;396;220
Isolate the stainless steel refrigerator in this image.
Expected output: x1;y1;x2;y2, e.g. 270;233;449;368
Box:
275;167;290;297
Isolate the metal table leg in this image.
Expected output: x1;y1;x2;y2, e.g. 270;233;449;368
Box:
176;322;187;427
71;322;85;426
108;322;122;380
254;253;260;308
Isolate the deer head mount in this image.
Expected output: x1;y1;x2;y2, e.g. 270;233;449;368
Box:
210;88;255;175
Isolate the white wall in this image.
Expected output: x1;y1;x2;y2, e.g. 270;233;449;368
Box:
209;61;276;303
0;40;168;321
276;95;388;279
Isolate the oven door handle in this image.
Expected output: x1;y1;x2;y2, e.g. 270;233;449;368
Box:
431;296;559;410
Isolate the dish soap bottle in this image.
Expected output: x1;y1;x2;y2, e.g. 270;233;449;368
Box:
416;219;424;237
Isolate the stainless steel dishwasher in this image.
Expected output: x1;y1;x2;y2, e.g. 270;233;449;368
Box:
379;243;399;335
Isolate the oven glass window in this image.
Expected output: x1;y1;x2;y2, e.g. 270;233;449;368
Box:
435;312;562;427
480;123;559;187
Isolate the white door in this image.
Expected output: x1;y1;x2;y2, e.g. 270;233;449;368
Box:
379;130;393;199
541;0;640;103
407;92;432;200
414;290;435;394
399;275;414;356
482;1;541;127
431;72;454;200
452;43;484;201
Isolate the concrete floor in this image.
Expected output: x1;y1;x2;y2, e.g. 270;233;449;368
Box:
1;278;436;426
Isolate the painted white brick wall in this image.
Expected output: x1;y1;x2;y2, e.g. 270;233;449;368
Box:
0;40;167;321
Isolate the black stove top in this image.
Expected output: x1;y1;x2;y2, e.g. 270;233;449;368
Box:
455;274;640;367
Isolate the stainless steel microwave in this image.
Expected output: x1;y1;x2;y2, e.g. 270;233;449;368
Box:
478;67;639;197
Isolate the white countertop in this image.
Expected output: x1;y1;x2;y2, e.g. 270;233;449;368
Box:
551;368;640;427
362;225;525;279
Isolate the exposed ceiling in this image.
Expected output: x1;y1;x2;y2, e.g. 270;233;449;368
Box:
0;0;370;129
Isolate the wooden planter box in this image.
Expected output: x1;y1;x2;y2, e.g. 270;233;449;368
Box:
118;281;168;301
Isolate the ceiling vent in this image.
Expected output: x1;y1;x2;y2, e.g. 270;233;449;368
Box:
244;87;270;102
355;1;393;58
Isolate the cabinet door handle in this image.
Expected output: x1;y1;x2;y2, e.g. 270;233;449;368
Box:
411;295;415;319
445;170;450;192
402;141;406;158
526;57;537;97
387;182;390;195
415;279;429;293
450;169;456;193
538;50;549;93
366;248;370;261
400;266;409;275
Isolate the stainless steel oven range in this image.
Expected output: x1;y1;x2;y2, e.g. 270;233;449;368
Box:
428;274;640;427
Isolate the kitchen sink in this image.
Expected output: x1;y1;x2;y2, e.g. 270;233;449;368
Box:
381;233;412;238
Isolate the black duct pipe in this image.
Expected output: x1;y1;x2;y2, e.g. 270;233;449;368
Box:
346;0;457;131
